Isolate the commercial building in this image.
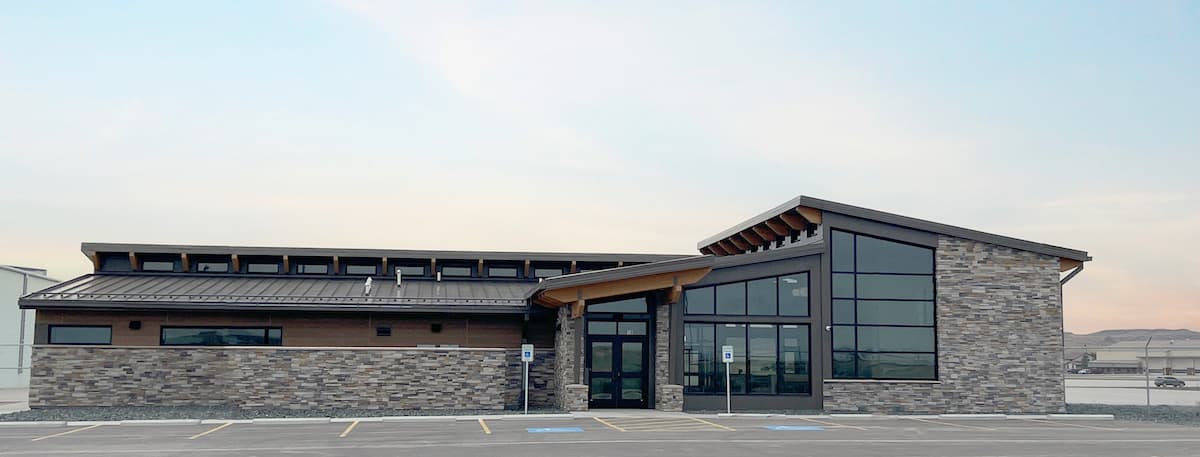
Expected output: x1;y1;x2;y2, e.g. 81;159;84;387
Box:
1091;340;1200;375
0;266;58;388
19;196;1089;413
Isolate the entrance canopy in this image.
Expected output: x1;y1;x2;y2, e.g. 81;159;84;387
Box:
527;256;714;318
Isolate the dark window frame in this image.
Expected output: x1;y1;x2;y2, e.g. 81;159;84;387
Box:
393;264;427;277
684;272;811;318
486;265;520;278
439;264;474;278
682;322;811;396
830;229;938;381
48;325;113;345
344;264;379;276
159;326;283;346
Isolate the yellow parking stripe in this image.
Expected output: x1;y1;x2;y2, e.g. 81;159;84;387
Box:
189;422;233;440
339;420;360;438
31;424;102;442
904;417;995;431
477;418;491;435
799;417;867;431
688;416;736;431
593;417;627;432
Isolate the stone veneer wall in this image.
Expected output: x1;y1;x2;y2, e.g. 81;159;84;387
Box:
823;236;1065;414
553;306;584;410
31;346;509;410
653;301;681;411
504;351;556;409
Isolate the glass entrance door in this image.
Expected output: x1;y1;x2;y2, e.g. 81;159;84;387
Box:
587;335;648;409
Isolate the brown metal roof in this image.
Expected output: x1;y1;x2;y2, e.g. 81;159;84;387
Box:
19;274;534;314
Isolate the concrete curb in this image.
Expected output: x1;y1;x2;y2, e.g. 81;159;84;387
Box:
331;417;384;423
120;419;202;426
0;421;66;427
251;417;331;425
380;416;455;422
66;421;122;426
199;419;253;425
1048;414;1114;421
938;414;1007;420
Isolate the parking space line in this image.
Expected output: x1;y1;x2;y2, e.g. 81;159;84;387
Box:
593;417;627;432
339;420;359;438
798;417;867;431
613;418;695;427
688;417;736;431
903;417;995;431
477;419;491;435
1025;419;1121;431
30;424;102;442
189;422;233;440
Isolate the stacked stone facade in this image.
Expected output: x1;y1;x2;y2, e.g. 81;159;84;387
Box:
553;306;587;410
504;350;556;409
653;301;681;411
823;236;1065;414
30;346;508;410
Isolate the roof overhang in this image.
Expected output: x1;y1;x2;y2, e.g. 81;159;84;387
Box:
698;195;1092;268
528;256;714;317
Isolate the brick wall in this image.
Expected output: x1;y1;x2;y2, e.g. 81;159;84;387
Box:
823;236;1066;414
31;346;510;410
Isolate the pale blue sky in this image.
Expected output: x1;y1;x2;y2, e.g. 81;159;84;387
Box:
1;1;1197;332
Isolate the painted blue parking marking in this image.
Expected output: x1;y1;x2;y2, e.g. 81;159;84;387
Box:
765;425;824;431
527;427;584;433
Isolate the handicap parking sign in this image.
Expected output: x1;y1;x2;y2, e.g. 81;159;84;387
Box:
722;345;734;363
521;344;534;362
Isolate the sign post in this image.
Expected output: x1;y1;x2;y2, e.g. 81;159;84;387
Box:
521;344;534;415
722;345;734;414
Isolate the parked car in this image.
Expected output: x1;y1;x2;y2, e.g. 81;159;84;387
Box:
1076;369;1090;374
1154;376;1186;388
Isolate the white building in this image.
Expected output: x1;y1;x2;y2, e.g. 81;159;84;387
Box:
0;265;59;388
1092;340;1200;375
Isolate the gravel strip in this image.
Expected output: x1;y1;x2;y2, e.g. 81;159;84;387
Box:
1067;403;1200;426
0;406;562;422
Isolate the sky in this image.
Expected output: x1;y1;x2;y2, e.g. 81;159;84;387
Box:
0;1;1197;334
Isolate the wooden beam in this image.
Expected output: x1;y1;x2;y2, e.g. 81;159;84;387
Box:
718;240;741;255
524;259;531;278
478;259;485;275
706;243;729;256
381;257;389;275
231;254;240;273
796;206;822;225
282;255;290;274
181;253;190;272
728;235;750;251
779;212;807;230
570;260;578;274
571;299;586;319
699;246;714;256
129;252;139;271
751;224;777;243
539;268;713;306
667;285;683;304
740;230;764;246
1060;258;1083;272
88;252;100;272
764;218;790;237
431;258;438;276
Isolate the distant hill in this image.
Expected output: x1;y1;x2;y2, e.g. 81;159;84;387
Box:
1065;329;1200;349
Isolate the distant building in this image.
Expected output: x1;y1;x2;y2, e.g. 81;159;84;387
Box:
0;265;59;388
1092;340;1200;375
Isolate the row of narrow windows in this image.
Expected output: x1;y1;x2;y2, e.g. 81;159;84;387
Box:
96;253;627;279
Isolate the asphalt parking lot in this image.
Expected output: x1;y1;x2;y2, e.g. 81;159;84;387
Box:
1;415;1198;457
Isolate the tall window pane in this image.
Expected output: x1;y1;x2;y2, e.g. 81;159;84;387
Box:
746;278;777;315
778;273;809;316
832;274;855;298
715;283;746;315
748;325;777;393
779;325;810;394
856;326;936;352
832;230;854;272
832;299;855;324
856;275;934;300
855;235;933;274
715;324;747;394
684;287;714;315
857;300;935;326
684;324;716;393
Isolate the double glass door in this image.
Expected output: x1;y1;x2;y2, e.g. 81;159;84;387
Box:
587;333;648;409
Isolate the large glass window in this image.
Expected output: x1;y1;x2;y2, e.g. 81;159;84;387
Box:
196;261;229;273
161;327;283;346
683;323;810;395
685;272;809;317
345;264;378;275
48;325;112;345
830;229;936;380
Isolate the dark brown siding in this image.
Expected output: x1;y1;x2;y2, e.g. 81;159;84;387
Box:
35;310;523;348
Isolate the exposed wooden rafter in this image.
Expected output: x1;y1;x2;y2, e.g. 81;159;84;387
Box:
751;225;777;243
779;212;807;230
728;236;750;251
740;230;764;246
181;253;190;272
1059;258;1083;273
763;218;790;237
129;252;139;272
706;243;728;256
231;254;240;273
796;206;822;225
718;240;741;255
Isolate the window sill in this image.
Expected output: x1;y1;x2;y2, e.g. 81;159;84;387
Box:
825;379;940;384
